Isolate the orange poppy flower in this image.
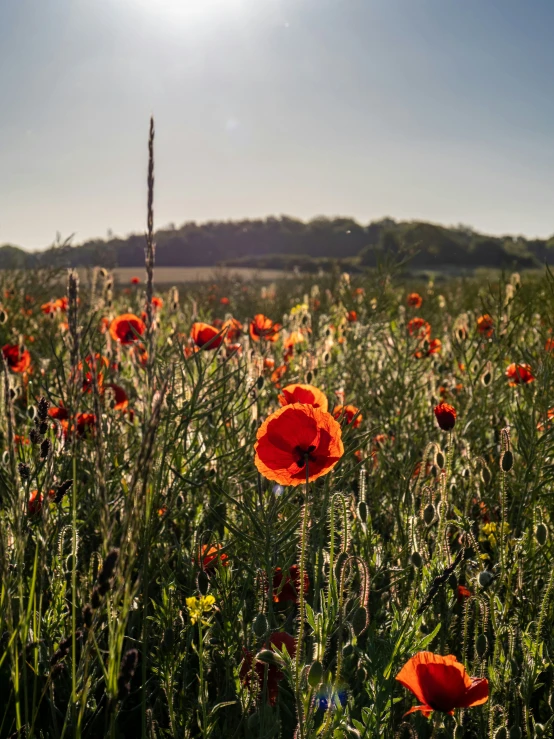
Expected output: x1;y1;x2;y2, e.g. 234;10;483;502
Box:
264;357;275;370
199;544;229;570
41;299;63;314
505;363;534;386
477;314;494;337
346;310;357;323
151;296;164;310
396;651;488;716
109;314;146;345
78;353;109;393
104;383;129;411
249;314;281;342
254;404;344;486
333;404;362;428
278;383;329;412
131;343;148;367
190;322;224;349
434;402;457;431
407;293;423;308
240;632;296;706
271;364;288;388
407;318;431;340
28;490;43;516
2;344;31;373
223;317;242;342
272;565;309;604
414;337;442;358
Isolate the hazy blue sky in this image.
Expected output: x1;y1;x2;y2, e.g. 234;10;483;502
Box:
2;0;554;250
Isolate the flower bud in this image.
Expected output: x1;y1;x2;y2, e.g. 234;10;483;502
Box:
308;660;324;687
535;523;547;546
252;613;268;638
501;450;513;472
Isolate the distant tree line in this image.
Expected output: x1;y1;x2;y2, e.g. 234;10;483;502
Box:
1;216;554;272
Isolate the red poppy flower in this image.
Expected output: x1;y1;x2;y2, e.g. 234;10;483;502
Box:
272;565;309;604
249;314;281;342
130;277;140;285
505;363;534;386
190;322;224;349
396;651;488;716
240;632;296;705
264;358;275;370
434;402;457;431
477;314;494;337
278;384;329;413
199;544;229;570
48;404;69;421
2;344;31;373
457;585;472;602
109;314;146;345
407;293;423;309
41;299;63;314
28;490;43;516
78;354;109;393
333;404;362;428
75;413;97;438
255;404;344;486
346;310;357;323
220;296;230;305
407;318;431;341
131;343;148;367
104;383;129;411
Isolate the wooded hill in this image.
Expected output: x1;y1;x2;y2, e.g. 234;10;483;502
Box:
2;217;553;272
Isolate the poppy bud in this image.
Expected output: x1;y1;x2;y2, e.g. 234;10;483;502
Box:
197;570;210;596
255;649;284;667
476;633;488;658
478;570;494;588
357;501;368;523
252;613;268;638
423;504;435;526
481;466;491;485
256;375;264;390
509;727;522;739
494;729;508;739
534;725;545;738
334;551;349;581
351;606;368;636
308;660;324;687
454;727;464;739
410;551;423;569
434;402;457;431
342;643;354;659
306;371;313;383
501;451;513;472
462;467;470;479
435;451;445;469
0;310;7;324
482;371;492;386
535;523;548;546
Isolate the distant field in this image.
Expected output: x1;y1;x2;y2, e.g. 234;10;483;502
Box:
76;266;289;285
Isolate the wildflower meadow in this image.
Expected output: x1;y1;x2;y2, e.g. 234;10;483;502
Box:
1;144;554;739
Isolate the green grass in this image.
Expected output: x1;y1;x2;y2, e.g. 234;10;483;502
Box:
1;264;553;739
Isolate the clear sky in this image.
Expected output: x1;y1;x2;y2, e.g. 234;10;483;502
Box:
2;0;554;250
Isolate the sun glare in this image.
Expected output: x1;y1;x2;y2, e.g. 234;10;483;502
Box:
127;0;250;23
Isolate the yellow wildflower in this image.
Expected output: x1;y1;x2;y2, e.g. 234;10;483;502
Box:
186;595;216;625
